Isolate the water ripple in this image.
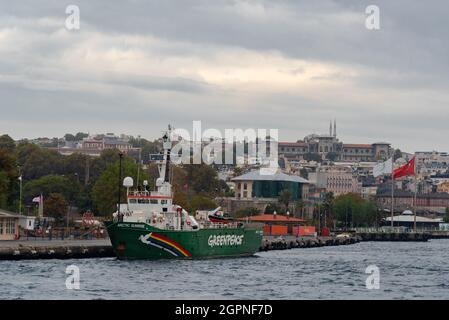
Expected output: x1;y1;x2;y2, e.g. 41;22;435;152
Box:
1;240;449;299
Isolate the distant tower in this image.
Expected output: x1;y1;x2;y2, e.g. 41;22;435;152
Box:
329;120;332;136
333;119;337;137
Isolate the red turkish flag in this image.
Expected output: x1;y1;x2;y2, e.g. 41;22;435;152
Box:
393;156;415;180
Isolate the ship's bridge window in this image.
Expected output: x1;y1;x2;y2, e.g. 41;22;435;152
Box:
129;199;137;204
138;199;149;204
161;200;168;205
150;199;158;204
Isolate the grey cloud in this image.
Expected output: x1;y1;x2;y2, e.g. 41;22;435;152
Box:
1;0;449;153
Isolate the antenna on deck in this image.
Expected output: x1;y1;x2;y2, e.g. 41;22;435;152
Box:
117;152;124;222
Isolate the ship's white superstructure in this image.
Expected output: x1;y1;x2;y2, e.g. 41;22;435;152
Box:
113;126;199;231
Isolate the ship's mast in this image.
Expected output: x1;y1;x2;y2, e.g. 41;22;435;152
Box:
157;125;173;196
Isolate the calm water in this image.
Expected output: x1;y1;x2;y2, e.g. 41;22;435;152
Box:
2;240;449;299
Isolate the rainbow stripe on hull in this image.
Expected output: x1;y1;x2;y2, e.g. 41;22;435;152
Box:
139;232;191;257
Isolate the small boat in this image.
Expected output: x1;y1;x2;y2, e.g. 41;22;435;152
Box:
207;207;234;224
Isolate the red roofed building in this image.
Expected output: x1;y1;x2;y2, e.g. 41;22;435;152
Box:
239;214;315;236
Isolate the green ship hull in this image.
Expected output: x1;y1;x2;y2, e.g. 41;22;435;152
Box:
105;221;263;259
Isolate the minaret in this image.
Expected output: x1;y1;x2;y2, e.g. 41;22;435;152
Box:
333;119;337;137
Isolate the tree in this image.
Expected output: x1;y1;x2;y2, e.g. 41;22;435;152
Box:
183;164;220;195
0;134;15;152
64;133;76;141
23;175;80;204
91;159;148;216
44;193;69;226
189;194;217;213
89;149;123;182
21;148;63;180
0;171;9;209
333;193;377;228
128;136;161;163
334;193;360;228
75;132;88;141
265;203;283;214
322;192;335;227
278;189;292;212
235;207;260;218
295;200;305;218
16;142;40;166
63;153;89;183
0;149;19;210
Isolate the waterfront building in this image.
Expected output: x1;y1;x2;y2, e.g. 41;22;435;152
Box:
382;210;441;230
0;209;21;240
376;190;449;215
216;169;310;214
232;170;310;200
239;214;310;236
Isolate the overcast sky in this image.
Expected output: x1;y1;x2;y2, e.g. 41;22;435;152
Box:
0;0;448;153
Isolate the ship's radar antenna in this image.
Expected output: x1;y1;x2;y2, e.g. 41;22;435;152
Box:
123;176;133;188
123;176;134;210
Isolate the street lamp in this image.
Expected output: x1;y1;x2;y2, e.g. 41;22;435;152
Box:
17;166;22;215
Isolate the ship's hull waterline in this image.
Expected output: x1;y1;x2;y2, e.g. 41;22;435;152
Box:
105;221;263;259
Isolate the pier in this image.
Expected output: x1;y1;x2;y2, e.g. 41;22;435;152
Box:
0;239;114;260
0;235;362;260
356;231;430;242
4;230;443;259
259;235;362;251
354;228;449;242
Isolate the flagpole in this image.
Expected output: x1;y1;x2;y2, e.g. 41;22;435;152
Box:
391;170;394;228
19;175;22;215
413;159;418;232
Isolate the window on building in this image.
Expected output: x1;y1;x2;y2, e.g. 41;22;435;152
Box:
0;220;3;235
243;183;247;190
6;219;15;235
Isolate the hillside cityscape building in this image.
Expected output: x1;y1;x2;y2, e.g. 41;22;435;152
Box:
12;123;449;222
